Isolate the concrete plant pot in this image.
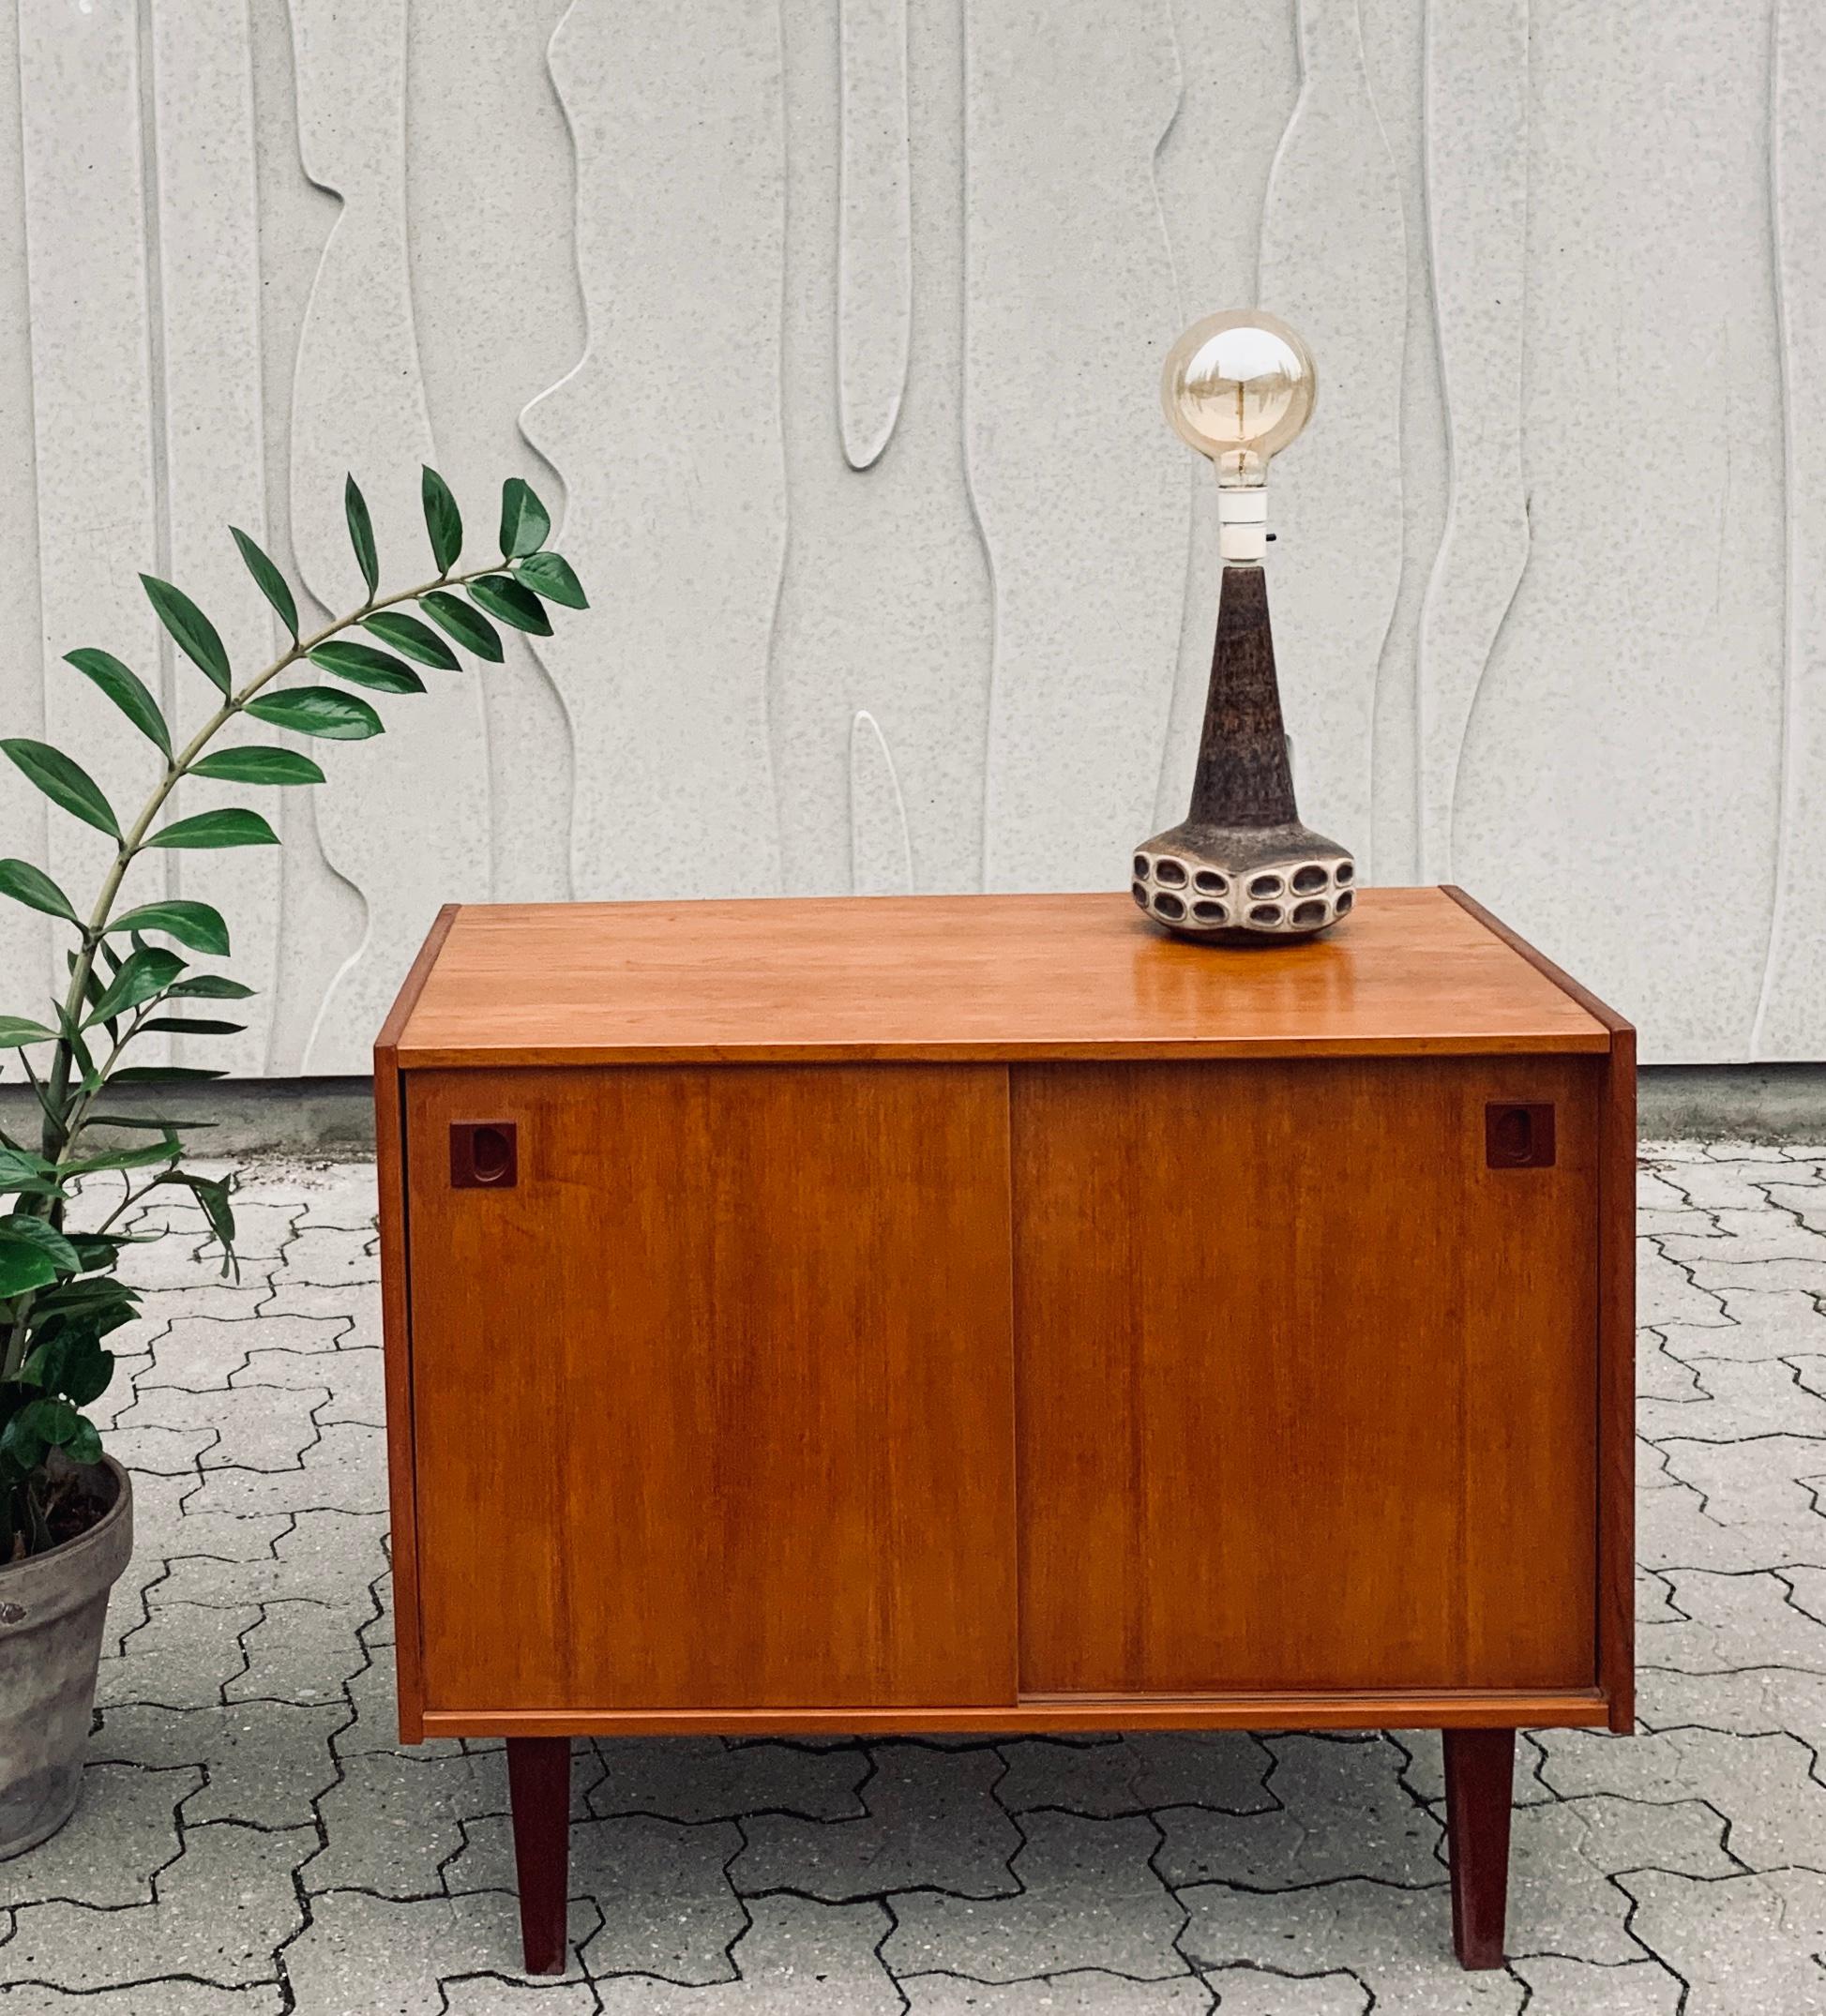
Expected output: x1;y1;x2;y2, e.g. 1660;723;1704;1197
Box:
0;1458;132;1859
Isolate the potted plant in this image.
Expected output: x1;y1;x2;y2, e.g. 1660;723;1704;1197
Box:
0;470;587;1857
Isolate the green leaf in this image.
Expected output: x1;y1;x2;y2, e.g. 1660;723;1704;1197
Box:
44;1336;113;1408
0;1016;57;1050
189;745;325;787
141;574;231;694
422;465;462;574
109;900;230;956
417;591;503;662
345;474;379;599
138;1016;245;1036
86;1115;213;1133
0;1215;82;1275
469;574;551;636
85;946;185;1027
498;477;551;560
163;974;255;1000
67;1233;126;1269
245;686;384;741
60;1139;184;1174
0;1147;61;1199
65;648;172;757
0;1242;58;1299
363;610;458;670
107;1066;227;1084
160;1168;236;1263
2;1397;102;1469
516;550;588;609
0;859;79;924
1;740;120;838
229;526;299;640
145;807;279;850
308;640;425;695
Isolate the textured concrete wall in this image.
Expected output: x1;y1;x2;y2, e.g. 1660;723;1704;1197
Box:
0;0;1818;1070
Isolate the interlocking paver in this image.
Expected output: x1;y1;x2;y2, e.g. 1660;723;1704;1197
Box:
1156;1736;1440;1889
7;1148;1826;2010
884;1810;1186;1981
734;1742;1021;1900
996;1732;1275;1818
587;1736;868;1824
594;1896;901;2015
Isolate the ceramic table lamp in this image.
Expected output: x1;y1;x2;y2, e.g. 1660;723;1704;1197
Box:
1132;309;1355;940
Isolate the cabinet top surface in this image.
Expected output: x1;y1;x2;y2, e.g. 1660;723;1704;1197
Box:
383;887;1618;1068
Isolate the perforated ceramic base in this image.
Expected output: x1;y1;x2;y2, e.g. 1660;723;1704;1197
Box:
1130;820;1355;940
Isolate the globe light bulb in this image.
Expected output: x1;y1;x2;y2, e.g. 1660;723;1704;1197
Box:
1161;309;1316;563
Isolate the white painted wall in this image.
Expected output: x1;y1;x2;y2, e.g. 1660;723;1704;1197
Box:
0;0;1818;1070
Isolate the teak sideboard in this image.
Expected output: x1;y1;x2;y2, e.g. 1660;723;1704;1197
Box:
375;886;1634;1976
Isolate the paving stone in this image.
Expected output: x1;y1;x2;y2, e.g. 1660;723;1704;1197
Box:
0;1822;310;1991
138;1312;344;1391
128;1472;293;1571
1502;1800;1702;1962
1658;1286;1826;1362
182;1422;385;1516
284;1163;379;1229
1384;1731;1555;1812
92;1703;345;1828
1637;1328;1705;1405
275;1225;379;1288
595;1896;899;2016
117;1381;326;1473
230;1599;371;1704
309;1344;385;1425
902;1975;1217;2015
588;1737;868;1824
102;1418;216;1477
0;1762;192;1908
1637;1248;1730;1331
1637;1207;1719;1239
1157;1736;1439;1890
1638;1565;1826;1671
1617;1868;1826;2016
1657;1160;1819;1211
94;1598;257;1708
564;1813;747;1980
438;1985;597;2016
1535;1726;1826;1870
259;1277;384;1342
158;1508;389;1608
309;1750;508;1898
0;1986;286;2015
1195;1972;1369;2015
735;1743;1020;1901
1639;1354;1826;1441
885;1811;1185;1981
1644;1436;1826;1570
997;1732;1275;1818
281;1888;598;2009
88;1351;153;1431
1508;1957;1683;2014
1638;1661;1826;1735
1182;1883;1521;2014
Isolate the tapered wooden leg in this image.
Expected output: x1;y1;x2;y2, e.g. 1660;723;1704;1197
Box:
506;1737;570;1975
1442;1728;1515;1968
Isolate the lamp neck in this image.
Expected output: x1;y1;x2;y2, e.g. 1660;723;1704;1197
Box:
1186;562;1299;830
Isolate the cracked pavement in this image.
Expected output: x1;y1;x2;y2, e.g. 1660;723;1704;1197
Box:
1;1142;1823;2011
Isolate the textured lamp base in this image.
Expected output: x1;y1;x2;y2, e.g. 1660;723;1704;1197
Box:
1132;820;1355;940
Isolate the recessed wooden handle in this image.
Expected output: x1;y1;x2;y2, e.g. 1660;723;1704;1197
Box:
451;1121;517;1188
1486;1103;1554;1169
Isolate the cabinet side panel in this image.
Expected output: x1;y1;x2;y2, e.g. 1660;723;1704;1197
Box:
1013;1056;1601;1696
1600;1031;1637;1730
406;1063;1017;1712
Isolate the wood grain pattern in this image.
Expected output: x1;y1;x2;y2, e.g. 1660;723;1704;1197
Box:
403;1061;1017;1712
1012;1054;1601;1694
422;1690;1611;1739
373;901;459;1742
394;888;1610;1067
1444;884;1636;1731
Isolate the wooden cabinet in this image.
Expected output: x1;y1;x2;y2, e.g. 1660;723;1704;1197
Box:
376;886;1633;1975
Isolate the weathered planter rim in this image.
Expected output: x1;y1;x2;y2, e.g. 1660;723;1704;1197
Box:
0;1455;132;1632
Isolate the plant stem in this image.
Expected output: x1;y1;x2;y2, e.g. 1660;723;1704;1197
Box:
5;561;494;1377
